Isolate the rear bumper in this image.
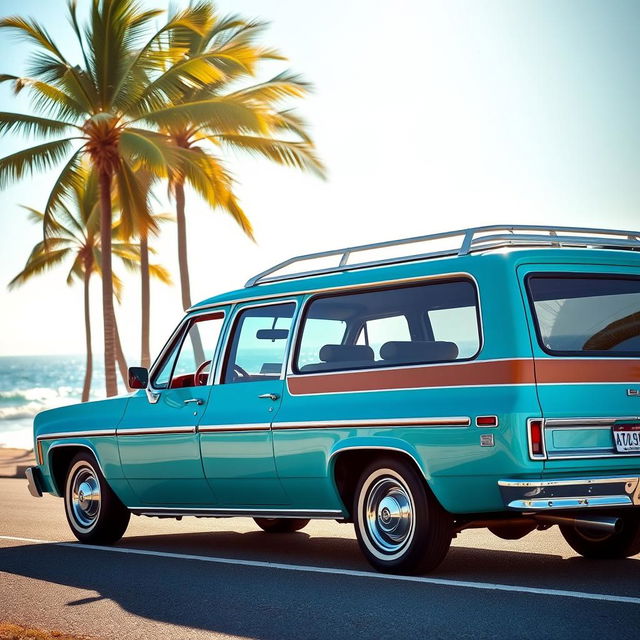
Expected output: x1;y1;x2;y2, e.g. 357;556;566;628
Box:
25;467;44;498
499;475;640;511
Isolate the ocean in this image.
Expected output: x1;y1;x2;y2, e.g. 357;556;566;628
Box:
0;355;108;450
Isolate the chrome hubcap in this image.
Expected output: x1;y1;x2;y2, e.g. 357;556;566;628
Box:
365;477;414;554
71;467;100;528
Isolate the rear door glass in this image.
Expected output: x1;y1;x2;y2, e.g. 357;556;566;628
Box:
527;275;640;355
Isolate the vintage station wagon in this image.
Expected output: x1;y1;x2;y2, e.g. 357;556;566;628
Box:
26;225;640;574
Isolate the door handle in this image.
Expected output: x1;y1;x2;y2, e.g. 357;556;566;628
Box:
258;393;280;401
184;398;204;405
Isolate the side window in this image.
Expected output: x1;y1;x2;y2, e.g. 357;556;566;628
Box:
428;306;480;359
294;280;480;373
152;313;225;389
298;318;347;369
223;303;295;383
357;316;410;360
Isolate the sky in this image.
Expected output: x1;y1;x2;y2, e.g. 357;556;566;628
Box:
0;0;639;368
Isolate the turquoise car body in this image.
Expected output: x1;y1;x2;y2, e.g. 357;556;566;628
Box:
30;247;640;518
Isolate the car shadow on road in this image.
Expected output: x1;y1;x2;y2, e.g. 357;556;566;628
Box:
2;533;640;639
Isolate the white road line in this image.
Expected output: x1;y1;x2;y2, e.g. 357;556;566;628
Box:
1;534;639;605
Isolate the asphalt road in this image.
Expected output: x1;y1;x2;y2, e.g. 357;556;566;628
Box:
1;477;639;640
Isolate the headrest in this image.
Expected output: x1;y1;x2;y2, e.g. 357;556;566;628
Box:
319;344;374;363
379;340;459;363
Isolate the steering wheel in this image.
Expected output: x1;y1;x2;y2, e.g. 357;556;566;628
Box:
233;364;249;381
194;359;212;386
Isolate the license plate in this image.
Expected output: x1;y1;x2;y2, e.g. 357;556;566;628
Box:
613;423;640;453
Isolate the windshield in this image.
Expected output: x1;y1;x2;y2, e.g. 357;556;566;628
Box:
527;274;640;356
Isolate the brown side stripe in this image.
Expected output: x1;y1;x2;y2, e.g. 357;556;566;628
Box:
287;359;536;395
287;358;640;395
536;359;640;384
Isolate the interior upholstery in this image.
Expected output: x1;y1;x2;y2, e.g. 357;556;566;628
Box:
379;340;459;364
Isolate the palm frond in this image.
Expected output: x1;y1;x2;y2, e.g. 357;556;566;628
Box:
0;138;78;189
226;71;311;104
119;129;169;176
114;157;155;239
8;246;72;289
41;149;85;238
149;262;172;285
137;96;269;134
0;112;79;138
217;135;326;178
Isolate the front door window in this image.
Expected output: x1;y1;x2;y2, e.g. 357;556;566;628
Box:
153;312;225;389
222;303;296;383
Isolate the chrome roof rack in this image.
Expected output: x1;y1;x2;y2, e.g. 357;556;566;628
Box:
245;224;640;288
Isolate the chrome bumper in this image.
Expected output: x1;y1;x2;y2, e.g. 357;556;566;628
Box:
499;475;640;511
25;467;43;498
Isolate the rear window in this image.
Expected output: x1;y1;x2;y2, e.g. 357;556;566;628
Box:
294;279;481;374
527;274;640;356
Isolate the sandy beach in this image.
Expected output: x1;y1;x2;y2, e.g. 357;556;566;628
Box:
0;447;35;478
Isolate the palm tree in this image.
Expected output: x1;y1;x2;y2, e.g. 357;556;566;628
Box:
0;0;262;396
7;165;168;401
163;3;326;314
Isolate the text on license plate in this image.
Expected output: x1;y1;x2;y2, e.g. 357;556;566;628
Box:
613;424;640;453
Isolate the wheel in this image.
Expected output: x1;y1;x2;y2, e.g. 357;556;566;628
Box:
559;512;640;559
64;451;130;544
254;517;310;533
353;457;452;574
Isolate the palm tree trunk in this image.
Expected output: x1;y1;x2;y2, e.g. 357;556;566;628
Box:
81;267;93;403
98;168;118;397
112;309;129;391
175;179;205;362
140;233;151;369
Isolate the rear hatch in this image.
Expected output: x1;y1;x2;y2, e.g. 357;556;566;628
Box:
518;260;640;473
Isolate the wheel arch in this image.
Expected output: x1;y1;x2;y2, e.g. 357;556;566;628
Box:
47;442;104;496
328;440;437;519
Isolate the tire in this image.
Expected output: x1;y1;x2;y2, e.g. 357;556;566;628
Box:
64;451;130;544
559;512;640;559
353;457;452;574
254;517;310;533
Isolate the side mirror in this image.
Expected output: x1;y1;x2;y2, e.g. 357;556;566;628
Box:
128;367;149;390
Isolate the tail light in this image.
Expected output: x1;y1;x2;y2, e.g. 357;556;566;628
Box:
528;419;546;459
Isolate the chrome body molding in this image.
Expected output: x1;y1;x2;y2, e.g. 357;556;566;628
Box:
544;416;640;427
130;507;345;519
273;417;471;430
507;496;635;510
116;426;196;436
37;429;117;441
499;475;640;510
541;416;640;460
198;423;270;433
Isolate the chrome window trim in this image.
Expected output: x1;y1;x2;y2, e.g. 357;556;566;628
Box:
148;308;228;392
273;417;471;430
215;298;299;385
286;272;485;378
192;272;483;313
